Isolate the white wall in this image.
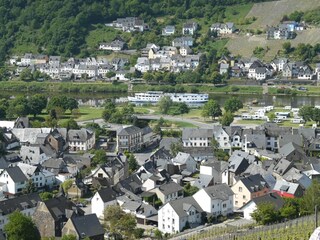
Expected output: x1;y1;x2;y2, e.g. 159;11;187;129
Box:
158;204;180;234
242;201;256;220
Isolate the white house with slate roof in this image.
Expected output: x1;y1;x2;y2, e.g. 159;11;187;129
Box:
193;184;234;216
68;128;95;153
182;128;213;148
150;182;183;204
0;193;41;231
91;187;124;219
158;196;203;234
0;166;28;194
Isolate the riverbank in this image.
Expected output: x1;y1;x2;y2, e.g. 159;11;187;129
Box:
1;80;320;97
0;81;127;93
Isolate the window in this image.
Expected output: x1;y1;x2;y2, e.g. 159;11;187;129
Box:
239;187;242;192
243;195;246;199
212;204;214;209
235;201;238;205
223;204;227;208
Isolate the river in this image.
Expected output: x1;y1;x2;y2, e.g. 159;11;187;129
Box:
0;91;318;108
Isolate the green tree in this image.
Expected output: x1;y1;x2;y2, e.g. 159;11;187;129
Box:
224;97;243;113
106;71;116;79
301;180;320;215
28;94;47;117
154;229;163;239
39;192;54;201
61;235;77;240
251;202;280;225
282;42;292;54
220;111;234;126
65;98;79;111
60;118;79;130
61;179;73;193
299;105;314;122
104;205;136;239
268;112;276;122
280;198;300;219
92;149;107;166
4;211;40;240
102;100;116;122
19;69;33;82
128;154;138;173
183;183;199;196
170;141;182;156
202;99;222;120
158;96;173;114
313;108;320;125
23;179;36;194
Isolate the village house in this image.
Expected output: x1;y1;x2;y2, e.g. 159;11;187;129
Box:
210;22;236;35
182;21;198;35
117;126;143;153
0;166;28;195
68;128;95;153
106;17;149;32
0;193;41;231
150;182;183;204
33;196;85;238
171;152;197;174
172;37;194;47
231;174;270;210
99;39;125;51
91;187;124;219
193;184;234;216
158;196;203;234
240;192;284;220
182;128;213;148
62;214;105;240
162;25;175;36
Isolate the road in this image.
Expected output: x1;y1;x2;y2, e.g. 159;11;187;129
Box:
78;114;216;129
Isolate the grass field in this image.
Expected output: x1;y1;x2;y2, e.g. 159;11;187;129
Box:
246;0;320;29
226;29;320;61
225;0;320;60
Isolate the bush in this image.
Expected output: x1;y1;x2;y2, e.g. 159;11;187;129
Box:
231;86;240;92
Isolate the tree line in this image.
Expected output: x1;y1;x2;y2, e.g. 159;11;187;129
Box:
0;0;271;66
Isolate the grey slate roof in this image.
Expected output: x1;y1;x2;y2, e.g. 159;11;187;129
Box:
97;187;124;203
44;196;84;221
5;166;28;182
240;174;268;193
273;158;293;176
279;142;305;157
241;192;284;211
158;182;183;195
159;137;180;151
118;126;142;136
70;214;104;237
202;183;234;201
68;128;94;142
172;152;194;165
192;174;214;189
0;193;40;215
182;128;213;139
168;196;203;218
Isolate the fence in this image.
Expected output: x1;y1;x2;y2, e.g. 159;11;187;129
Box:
187;214;317;240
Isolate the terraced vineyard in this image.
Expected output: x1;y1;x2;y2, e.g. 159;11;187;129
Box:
187;214;316;240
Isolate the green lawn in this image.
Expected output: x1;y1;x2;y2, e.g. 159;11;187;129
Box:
165;120;196;128
86;25;131;49
75;106;104;121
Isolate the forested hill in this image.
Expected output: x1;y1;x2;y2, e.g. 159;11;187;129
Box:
0;0;269;65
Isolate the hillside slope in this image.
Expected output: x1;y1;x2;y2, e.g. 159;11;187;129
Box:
246;0;320;28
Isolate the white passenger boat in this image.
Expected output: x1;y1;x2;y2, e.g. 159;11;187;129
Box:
128;91;209;103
